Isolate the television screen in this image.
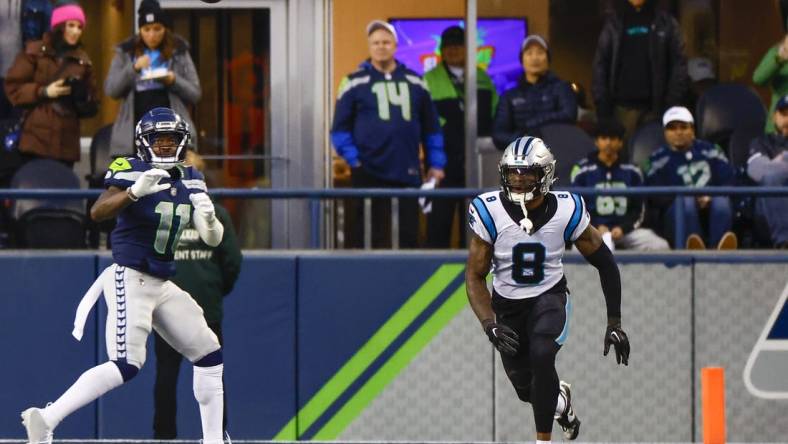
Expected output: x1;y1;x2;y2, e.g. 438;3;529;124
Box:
388;18;528;96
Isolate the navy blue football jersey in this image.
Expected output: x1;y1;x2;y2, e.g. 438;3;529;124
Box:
104;157;207;278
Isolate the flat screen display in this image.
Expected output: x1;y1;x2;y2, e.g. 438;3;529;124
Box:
388;18;528;95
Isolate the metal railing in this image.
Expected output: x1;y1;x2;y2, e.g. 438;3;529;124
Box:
0;186;786;249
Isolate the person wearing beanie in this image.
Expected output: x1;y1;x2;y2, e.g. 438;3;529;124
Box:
571;118;670;251
423;25;498;248
3;0;97;166
492;34;577;150
105;0;201;158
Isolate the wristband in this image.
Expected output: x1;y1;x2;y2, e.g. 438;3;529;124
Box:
126;187;139;202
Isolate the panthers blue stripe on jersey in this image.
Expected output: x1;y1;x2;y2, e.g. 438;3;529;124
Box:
471;197;497;241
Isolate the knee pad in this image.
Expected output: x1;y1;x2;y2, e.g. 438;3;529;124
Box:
194;348;223;367
112;360;140;382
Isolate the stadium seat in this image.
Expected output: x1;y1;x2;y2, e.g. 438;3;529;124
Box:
627;121;665;170
695;83;766;148
539;123;597;186
10;159;86;248
727;124;763;169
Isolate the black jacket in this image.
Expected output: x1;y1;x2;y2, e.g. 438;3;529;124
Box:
492;71;577;150
591;0;689;117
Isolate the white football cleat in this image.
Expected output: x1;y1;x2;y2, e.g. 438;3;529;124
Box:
554;380;581;440
21;407;53;444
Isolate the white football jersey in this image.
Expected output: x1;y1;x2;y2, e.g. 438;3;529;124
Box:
468;191;590;300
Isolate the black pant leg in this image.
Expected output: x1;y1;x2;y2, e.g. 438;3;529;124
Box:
153;331;183;439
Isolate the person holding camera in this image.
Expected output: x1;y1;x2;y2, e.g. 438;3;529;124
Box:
3;0;97;167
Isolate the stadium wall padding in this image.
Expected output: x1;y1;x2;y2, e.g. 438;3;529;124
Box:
0;251;786;442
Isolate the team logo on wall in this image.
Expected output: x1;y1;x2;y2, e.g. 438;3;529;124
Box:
744;281;788;399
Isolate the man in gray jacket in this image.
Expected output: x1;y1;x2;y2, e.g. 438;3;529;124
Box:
104;0;200;158
748;95;788;248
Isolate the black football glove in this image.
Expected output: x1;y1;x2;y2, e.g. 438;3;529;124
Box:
483;319;519;356
603;320;630;365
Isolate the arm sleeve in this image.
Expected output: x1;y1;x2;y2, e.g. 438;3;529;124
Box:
420;89;446;169
492;93;520;150
664;17;690;107
4;50;42;106
747;138;788;182
523;81;578;129
330;76;361;166
753;46;782;86
468;198;495;244
583;242;621;318
194;207;224;248
104;51;138;99
214;206;242;296
591;24;614;117
170;51;202;105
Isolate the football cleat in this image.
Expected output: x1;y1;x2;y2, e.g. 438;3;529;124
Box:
555;380;581;440
21;407;53;444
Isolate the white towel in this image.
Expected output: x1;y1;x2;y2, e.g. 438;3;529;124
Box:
72;266;111;341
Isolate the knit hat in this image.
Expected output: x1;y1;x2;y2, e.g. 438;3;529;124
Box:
138;0;171;28
51;0;86;29
440;26;465;48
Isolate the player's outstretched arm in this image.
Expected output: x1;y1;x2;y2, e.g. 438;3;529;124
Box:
575;225;630;365
90;186;133;222
466;233;519;356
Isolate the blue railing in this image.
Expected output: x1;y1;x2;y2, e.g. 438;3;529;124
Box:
1;186;786;249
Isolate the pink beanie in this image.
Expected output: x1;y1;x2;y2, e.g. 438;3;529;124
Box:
51;4;87;29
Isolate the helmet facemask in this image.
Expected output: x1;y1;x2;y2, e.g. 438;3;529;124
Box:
139;130;188;170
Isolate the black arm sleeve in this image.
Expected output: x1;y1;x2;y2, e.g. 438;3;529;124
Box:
583;242;621;319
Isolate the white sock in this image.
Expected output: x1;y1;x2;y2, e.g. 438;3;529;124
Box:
536;440;551;444
194;363;224;443
555;390;567;416
42;362;124;429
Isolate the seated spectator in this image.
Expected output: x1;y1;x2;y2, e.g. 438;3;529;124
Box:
685;57;717;112
645;106;737;250
492;34;576;149
4;0;97;168
753;32;788;133
747;95;788;248
571;119;669;251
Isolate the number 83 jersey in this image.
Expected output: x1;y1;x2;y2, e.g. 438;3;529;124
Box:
468;191;590;300
104;157;207;279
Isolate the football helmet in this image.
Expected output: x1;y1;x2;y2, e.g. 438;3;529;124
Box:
134;107;190;169
499;136;556;203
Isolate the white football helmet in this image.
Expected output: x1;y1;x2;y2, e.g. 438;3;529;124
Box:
499;136;556;203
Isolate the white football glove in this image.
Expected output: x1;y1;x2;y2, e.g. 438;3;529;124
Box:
129;168;171;198
189;192;216;224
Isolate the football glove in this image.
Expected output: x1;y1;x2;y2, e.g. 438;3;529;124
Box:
189;192;216;224
483;319;519;356
129;168;170;199
603;322;630;365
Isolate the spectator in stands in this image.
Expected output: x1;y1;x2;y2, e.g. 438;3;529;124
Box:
592;0;689;139
685;57;717;113
753;33;788;133
330;20;446;249
423;25;497;248
105;0;200;158
747;95;788;248
153;151;242;438
571;119;669;251
645;106;737;250
492;34;576;150
3;0;97;167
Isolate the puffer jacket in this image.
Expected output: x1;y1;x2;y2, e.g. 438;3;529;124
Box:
4;32;97;162
591;0;689;116
492;71;577;150
104;34;201;158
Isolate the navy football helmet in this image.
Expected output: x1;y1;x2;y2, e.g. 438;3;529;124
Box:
134;107;190;169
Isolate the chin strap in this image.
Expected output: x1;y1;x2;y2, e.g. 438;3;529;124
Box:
518;193;534;233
